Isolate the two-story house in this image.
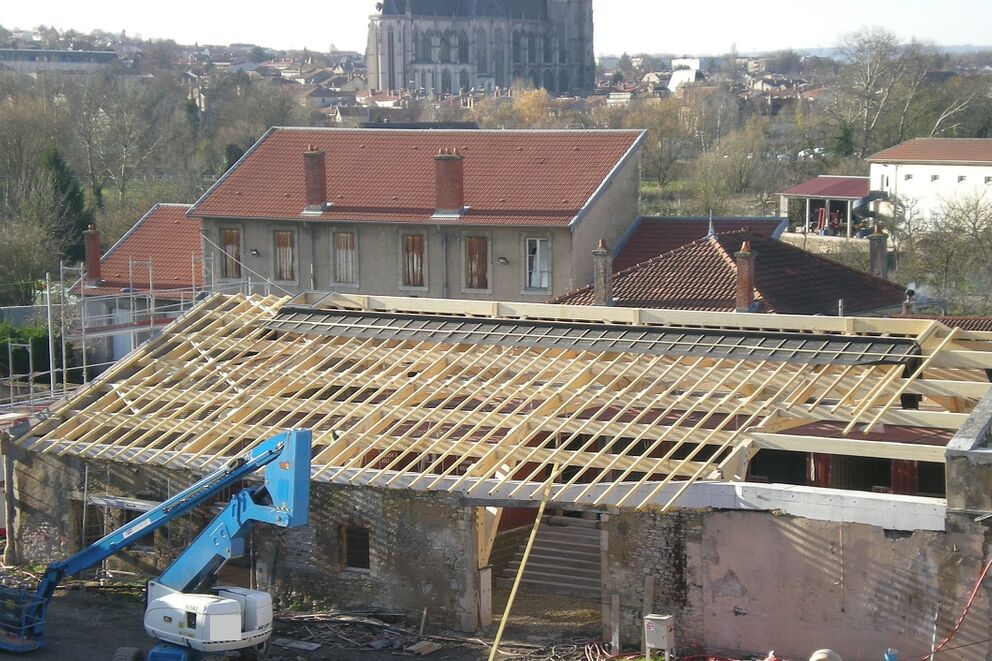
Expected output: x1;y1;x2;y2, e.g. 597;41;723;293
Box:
188;127;645;301
868;138;992;227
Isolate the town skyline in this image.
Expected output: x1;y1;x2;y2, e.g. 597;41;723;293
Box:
4;0;992;57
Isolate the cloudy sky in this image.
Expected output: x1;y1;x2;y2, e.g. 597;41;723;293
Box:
4;1;991;56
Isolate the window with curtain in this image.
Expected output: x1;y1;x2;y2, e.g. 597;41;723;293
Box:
333;231;356;284
465;236;489;290
526;237;550;290
274;230;295;281
220;228;241;279
402;234;425;287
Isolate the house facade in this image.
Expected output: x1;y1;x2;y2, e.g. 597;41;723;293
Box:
868;138;992;226
366;0;595;95
188;127;644;302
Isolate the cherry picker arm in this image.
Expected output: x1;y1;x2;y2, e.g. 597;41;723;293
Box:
0;429;311;660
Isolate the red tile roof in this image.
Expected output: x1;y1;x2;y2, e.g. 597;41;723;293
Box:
80;204;202;298
189;128;644;227
868;138;992;164
552;230;906;315
613;216;785;273
780;175;869;200
936;317;992;332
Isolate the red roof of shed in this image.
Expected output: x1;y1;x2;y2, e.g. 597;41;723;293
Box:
780;176;869;199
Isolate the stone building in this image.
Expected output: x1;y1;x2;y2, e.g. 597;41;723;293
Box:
366;0;595;95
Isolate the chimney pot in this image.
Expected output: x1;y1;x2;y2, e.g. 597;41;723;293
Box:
592;240;613;307
83;226;102;285
735;241;755;313
303;148;327;211
434;148;465;213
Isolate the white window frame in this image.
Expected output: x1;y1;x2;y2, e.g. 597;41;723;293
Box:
331;229;359;287
399;230;428;291
522;235;551;293
461;232;492;293
218;226;243;280
272;228;299;284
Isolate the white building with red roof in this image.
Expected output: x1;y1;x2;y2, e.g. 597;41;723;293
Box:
868;138;992;225
188;127;645;301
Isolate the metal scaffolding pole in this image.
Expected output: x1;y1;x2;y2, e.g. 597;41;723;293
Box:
46;272;56;396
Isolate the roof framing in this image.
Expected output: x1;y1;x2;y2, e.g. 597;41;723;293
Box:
18;292;992;511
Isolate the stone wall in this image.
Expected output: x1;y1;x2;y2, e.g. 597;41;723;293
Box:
254;482;481;632
4;445;483;632
601;511;705;651
603;508;992;660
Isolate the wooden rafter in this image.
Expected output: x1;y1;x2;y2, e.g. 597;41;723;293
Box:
17;293;992;510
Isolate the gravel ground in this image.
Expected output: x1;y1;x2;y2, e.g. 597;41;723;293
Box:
14;587;604;661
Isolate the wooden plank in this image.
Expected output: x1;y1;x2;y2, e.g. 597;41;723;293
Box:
749;432;946;463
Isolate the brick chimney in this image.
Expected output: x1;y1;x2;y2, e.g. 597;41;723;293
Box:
303;145;327;212
434;148;465;213
735;241;755;313
868;225;889;280
592;239;613;306
83;225;102;285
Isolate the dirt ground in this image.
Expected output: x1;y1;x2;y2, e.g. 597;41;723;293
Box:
23;587;604;661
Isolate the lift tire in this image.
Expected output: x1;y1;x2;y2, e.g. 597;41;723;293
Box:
240;640;270;660
112;647;145;661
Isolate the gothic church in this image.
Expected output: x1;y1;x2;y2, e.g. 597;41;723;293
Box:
367;0;594;95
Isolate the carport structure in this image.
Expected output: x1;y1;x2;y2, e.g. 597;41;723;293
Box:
19;291;992;511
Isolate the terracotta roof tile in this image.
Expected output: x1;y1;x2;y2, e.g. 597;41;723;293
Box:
189;128;644;227
552;230;905;315
868;138;992;164
613;216;785;272
780;175;869;199
81;204;202;297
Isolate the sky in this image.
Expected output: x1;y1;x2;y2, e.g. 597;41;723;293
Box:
3;1;992;57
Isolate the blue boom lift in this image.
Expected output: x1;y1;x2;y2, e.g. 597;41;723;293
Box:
0;429;312;660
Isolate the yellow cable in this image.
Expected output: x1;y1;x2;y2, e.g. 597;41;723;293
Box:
486;469;556;661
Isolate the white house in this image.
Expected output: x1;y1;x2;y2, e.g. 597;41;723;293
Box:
868;138;992;226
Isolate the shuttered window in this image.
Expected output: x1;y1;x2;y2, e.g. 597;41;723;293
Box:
526;237;550;290
220;228;241;279
465;236;488;290
402;234;425;287
274;231;295;281
333;232;357;284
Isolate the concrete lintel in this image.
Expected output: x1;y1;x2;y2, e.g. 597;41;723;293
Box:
21;439;945;531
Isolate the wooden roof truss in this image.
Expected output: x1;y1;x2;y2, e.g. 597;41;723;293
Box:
20;293;992;511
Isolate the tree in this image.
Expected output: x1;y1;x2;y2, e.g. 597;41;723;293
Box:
624;99;695;187
40;147;94;262
835;27;906;158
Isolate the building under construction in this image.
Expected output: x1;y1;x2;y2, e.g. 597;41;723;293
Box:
6;291;992;659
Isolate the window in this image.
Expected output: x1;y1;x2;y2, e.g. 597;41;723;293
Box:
986;176;992;185
401;234;426;288
958;175;967;183
464;236;489;290
339;525;370;571
904;174;913;182
274;231;296;281
931;174;940;182
333;231;357;284
220;228;241;279
525;237;550;290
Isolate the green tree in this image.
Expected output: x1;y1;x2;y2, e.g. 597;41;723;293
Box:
40;147;94;262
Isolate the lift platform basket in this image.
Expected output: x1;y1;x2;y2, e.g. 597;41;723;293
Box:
0;586;46;652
